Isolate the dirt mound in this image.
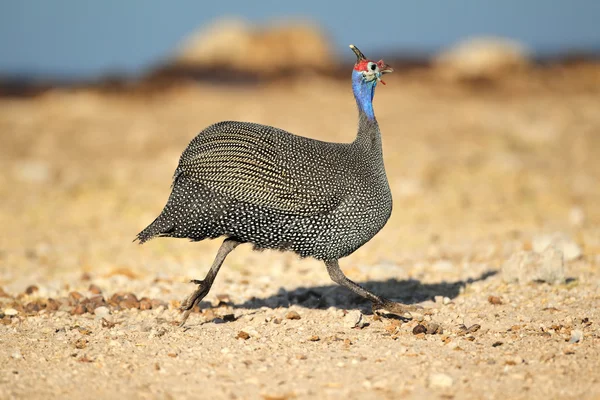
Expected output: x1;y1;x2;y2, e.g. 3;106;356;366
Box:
165;18;336;79
434;36;531;81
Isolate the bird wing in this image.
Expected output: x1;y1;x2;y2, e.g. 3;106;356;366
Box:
174;121;342;216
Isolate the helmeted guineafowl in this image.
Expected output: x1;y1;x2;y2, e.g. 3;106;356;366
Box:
136;44;421;325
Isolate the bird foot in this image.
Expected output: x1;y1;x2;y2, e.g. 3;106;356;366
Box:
372;299;424;319
178;279;210;327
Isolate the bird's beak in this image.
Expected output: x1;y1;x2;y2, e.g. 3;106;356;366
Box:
377;60;393;75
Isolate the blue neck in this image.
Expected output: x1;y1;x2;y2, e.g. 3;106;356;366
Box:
352;70;377;121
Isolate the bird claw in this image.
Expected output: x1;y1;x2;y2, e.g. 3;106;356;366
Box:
372;300;424;319
178;280;209;327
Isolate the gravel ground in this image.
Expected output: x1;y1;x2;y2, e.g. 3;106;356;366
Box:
1;67;600;399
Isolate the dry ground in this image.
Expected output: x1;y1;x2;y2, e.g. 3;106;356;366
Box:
1;66;600;399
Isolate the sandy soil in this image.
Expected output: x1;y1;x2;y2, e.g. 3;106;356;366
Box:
1;67;600;399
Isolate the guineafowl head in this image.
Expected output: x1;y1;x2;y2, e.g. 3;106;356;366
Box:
350;44;393;86
350;44;393;120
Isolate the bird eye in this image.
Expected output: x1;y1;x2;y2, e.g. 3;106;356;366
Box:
368;62;377;71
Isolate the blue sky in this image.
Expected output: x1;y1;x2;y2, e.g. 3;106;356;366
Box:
1;0;598;78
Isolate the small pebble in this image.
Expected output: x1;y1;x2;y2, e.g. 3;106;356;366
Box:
428;373;453;388
71;304;87;315
94;306;110;318
343;310;367;329
308;335;320;342
413;324;427;335
25;285;39;295
88;284;102;295
569;329;583;344
285;311;301;320
236;331;250;340
4;308;18;316
488;296;503;305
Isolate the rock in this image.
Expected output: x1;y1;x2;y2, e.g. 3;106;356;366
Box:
412;324;427;335
88;284;102;295
569;329;583;344
488;296;503;305
432;260;454;272
12;160;51;183
285;311;301;320
25;285;39;295
11;350;23;360
532;233;582;261
236;331;250;340
343;310;367;329
167;18;335;78
4;308;18;316
434;36;530;81
568;207;585;227
94;306;110;318
502;247;565;284
139;298;152;311
428;372;454;388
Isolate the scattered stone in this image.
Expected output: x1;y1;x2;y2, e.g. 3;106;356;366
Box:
25;285;39;295
74;338;88;349
443;297;451;305
343;310;367;329
426;322;442;335
69;291;85;304
285;311;301;320
88;284;102;295
167;353;177;358
101;318;116;329
71;304;87;315
505;355;524;366
25;302;42;313
568;207;585;227
151;299;168;309
11;350;23;360
488;296;503;305
12;159;51;184
119;293;140;309
4;308;19;317
87;295;106;312
139;298;152;311
413;324;427;335
94;306;110;318
532;233;582;261
492;341;504;347
428;372;454;388
46;298;61;311
569;329;583;344
308;335;320;342
502;247;565;284
236;331;250;340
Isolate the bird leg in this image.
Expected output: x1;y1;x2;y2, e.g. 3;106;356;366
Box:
179;238;242;327
325;260;422;317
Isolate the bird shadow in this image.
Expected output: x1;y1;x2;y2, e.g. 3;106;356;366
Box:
198;270;497;315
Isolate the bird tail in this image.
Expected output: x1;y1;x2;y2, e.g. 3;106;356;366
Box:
134;212;175;244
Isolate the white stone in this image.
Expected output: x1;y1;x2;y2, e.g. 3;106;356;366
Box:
428;372;454;388
94;306;110;318
343;310;366;329
3;308;18;316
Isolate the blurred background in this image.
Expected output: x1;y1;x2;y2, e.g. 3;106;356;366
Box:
0;1;599;292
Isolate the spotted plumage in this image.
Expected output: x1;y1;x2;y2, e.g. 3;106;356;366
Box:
137;45;422;325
